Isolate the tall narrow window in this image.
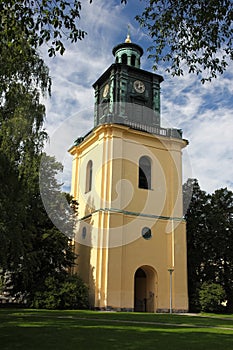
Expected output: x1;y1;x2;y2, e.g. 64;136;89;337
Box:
86;160;93;192
138;156;151;189
122;53;127;64
131;54;136;66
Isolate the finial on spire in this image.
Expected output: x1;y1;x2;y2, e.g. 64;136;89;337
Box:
125;24;131;43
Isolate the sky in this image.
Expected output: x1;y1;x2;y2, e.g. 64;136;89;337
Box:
42;0;233;195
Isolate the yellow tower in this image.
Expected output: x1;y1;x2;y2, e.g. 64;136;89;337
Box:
69;36;189;312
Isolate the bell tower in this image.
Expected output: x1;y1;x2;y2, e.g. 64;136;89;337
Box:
69;34;189;313
93;33;163;130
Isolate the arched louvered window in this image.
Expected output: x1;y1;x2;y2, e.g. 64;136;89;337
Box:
86;160;93;192
138;156;151;189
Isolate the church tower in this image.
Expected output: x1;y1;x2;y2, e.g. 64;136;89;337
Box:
69;34;188;312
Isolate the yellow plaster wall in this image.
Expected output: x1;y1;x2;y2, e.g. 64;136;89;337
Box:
69;124;188;312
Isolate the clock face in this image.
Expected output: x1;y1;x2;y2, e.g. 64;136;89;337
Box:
103;83;109;97
133;80;145;93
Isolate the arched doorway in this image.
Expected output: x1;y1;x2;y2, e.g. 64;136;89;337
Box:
134;266;157;312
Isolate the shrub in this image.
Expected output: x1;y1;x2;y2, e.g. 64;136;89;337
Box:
32;274;89;310
199;282;226;313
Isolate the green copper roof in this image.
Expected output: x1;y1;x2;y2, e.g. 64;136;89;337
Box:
112;42;143;57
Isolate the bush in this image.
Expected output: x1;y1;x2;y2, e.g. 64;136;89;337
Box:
199;282;226;313
32;274;89;310
189;290;201;313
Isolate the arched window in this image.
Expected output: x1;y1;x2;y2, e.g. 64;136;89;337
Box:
86;160;93;192
138;156;151;189
122;53;127;64
131;54;136;66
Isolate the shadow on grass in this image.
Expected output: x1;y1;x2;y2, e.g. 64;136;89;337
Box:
0;310;233;350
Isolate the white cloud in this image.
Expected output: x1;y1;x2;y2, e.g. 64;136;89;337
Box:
160;64;233;193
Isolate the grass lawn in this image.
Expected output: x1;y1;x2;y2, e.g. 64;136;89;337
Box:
0;309;233;350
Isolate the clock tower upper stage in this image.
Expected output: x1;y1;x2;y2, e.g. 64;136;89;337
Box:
93;35;167;134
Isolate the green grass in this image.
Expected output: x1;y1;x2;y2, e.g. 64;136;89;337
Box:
0;309;233;350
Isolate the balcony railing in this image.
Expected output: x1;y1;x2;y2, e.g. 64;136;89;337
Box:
74;115;183;146
99;114;183;139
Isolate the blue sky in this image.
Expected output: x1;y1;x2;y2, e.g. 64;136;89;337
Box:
42;0;233;194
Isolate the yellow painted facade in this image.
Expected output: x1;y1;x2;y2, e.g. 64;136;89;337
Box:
69;123;189;312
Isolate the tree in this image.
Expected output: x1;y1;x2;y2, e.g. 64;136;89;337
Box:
39;155;78;240
184;179;233;312
0;46;50;265
183;178;210;311
7;154;78;303
0;1;86;307
0;151;25;271
0;88;48;275
0;2;52;269
207;188;233;311
0;1;87;58
131;0;233;82
0;43;78;304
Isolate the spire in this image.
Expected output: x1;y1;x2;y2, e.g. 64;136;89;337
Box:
125;24;131;43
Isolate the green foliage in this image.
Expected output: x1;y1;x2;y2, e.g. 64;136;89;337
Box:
7;154;77;301
0;1;88;58
207;188;233;311
184;179;233;312
0;72;49;273
0;15;78;299
0;86;47;166
0;0;83;309
0;35;51;99
32;274;89;310
39;154;77;239
134;0;233;82
0;151;25;270
3;0;232;83
0;274;5;293
0;62;77;300
199;282;226;313
183;179;210;311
